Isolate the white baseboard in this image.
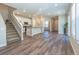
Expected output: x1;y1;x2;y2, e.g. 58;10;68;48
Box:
69;37;79;55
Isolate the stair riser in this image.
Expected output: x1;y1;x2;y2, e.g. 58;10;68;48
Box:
6;21;20;43
7;37;19;40
7;30;16;32
7;32;17;35
7;35;18;38
6;27;14;29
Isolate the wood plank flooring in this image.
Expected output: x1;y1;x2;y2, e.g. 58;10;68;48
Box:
0;31;74;55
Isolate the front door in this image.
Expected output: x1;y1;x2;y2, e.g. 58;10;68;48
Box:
51;16;58;32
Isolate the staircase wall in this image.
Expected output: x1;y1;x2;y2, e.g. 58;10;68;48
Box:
6;21;20;43
0;4;16;22
0;5;9;22
0;14;7;47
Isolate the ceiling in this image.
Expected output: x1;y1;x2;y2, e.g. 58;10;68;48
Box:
5;3;72;17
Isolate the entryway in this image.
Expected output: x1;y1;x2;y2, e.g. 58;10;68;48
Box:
50;16;58;33
44;16;58;33
44;20;50;31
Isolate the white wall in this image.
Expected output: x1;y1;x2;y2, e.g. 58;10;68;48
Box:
31;16;44;36
0;14;7;47
67;4;75;38
0;5;9;22
58;15;66;34
0;5;15;23
44;17;51;31
44;16;66;33
32;28;42;36
68;15;71;36
71;4;75;38
76;4;79;44
23;18;31;25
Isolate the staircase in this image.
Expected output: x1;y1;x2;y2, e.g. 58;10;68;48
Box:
6;21;20;44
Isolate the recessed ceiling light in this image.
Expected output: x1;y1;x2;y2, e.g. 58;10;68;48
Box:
54;4;58;7
39;8;42;11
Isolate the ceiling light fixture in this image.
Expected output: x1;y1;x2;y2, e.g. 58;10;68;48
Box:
39;8;42;11
54;4;58;7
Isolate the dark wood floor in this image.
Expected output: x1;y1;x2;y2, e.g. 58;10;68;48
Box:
0;31;74;55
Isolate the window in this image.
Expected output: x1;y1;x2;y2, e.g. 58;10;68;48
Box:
45;21;48;27
68;16;70;36
71;4;75;38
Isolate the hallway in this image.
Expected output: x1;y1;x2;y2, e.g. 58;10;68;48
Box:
0;31;74;55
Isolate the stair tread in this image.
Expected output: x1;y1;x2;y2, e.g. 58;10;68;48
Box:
6;26;14;28
6;21;20;43
7;37;20;42
7;29;15;31
7;34;19;38
7;32;17;35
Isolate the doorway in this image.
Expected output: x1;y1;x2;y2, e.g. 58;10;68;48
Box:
44;20;49;31
51;16;58;32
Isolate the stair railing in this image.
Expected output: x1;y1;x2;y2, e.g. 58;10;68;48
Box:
10;11;24;40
